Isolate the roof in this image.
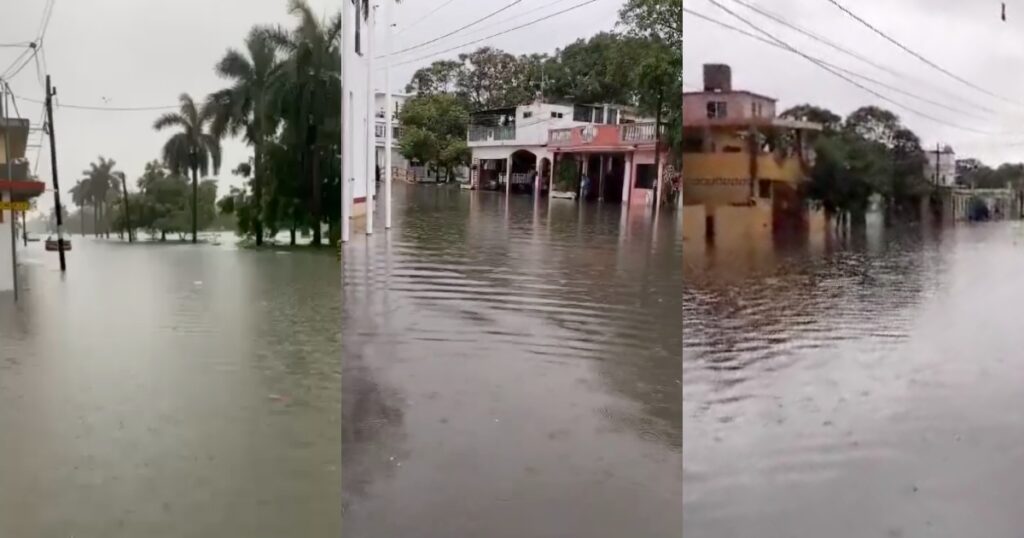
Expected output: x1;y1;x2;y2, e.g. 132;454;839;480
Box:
683;90;778;102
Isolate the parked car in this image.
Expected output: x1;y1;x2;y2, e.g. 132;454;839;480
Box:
44;236;71;252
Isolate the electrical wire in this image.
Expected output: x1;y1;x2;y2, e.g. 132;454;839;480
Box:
388;0;525;57
396;0;461;36
725;0;995;115
823;0;1024;108
11;92;177;111
388;0;599;69
685;7;998;124
705;0;1002;135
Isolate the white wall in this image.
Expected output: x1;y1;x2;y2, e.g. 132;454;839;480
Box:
342;7;372;206
0;191;13;292
925;150;956;187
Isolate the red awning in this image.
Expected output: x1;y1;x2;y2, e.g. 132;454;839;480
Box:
0;179;46;201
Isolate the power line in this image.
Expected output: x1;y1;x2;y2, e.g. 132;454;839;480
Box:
685;7;998;124
396;0;461;36
725;0;997;116
705;0;1001;135
11;92;176;111
388;0;525;57
389;0;599;69
823;0;1024;108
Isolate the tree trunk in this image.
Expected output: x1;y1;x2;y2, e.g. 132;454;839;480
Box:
121;176;133;242
254;115;264;247
290;216;296;246
93;204;99;237
80;209;85;236
161;230;166;242
191;164;198;244
311;145;322;247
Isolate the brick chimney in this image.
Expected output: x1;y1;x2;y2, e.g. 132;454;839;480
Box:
703;64;732;93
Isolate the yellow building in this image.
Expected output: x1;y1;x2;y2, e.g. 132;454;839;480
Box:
683;64;823;244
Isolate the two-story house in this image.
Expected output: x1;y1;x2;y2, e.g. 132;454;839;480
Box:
374;91;410;178
467;100;645;194
1;116;45;292
682;63;823;243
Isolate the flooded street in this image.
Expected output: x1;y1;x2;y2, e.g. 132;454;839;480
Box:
684;222;1024;537
342;186;682;537
0;234;341;537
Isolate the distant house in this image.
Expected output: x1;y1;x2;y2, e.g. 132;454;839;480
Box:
467;100;647;194
374;91;410;176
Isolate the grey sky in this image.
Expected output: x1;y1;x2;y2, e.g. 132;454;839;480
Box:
685;0;1024;167
1;0;625;217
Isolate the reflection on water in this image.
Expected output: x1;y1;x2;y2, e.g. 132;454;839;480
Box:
0;236;340;537
342;186;682;537
685;222;1024;537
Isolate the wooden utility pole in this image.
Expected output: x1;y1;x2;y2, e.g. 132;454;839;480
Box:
45;75;67;271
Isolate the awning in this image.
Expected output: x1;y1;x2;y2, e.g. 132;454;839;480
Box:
0;179;46;201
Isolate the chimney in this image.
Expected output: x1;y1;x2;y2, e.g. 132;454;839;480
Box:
703;64;732;92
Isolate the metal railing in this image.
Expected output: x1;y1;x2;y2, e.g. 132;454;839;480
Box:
468;125;516;142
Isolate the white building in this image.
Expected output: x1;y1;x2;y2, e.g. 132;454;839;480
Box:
341;0;375;227
1;116;44;293
924;144;956;187
374;91;410;175
468;100;647;193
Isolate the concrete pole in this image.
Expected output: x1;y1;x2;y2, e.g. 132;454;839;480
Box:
384;0;394;230
341;0;354;243
505;154;512;197
622;152;633;206
365;3;376;235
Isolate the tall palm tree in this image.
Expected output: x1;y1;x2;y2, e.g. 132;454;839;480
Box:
207;27;282;247
82;156;119;238
153;93;222;243
69;179;89;235
266;0;342;247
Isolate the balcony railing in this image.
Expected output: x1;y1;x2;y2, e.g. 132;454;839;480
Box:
619;122;663;143
468;125;516;142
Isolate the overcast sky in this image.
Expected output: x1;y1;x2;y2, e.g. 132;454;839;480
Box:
685;0;1024;166
1;0;624;217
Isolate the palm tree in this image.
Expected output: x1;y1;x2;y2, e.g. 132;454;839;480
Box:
82;156;119;238
153;93;222;243
266;0;342;247
113;171;133;241
69;179;89;235
207;27;282;247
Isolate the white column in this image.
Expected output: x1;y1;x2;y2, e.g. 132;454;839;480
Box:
364;4;376;235
340;0;355;244
505;154;512;196
622;153;633;204
0;191;12;292
384;0;394;230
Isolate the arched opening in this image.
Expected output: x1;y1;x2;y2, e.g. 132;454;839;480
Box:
538;157;551;196
509;149;538;194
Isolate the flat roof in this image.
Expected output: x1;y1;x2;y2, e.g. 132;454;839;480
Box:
684;117;822;131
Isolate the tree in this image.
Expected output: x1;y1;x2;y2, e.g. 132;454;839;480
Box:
780;104;843;133
406;60;464;98
456;47;533;110
81;156;121;238
399;94;470;180
153;93;222;244
636;41;680;205
619;0;682;44
69;179;89;235
207;26;282;247
545;33;654;106
266;0;341;247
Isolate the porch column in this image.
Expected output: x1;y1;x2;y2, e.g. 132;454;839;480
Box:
581;155;589;200
550;152;557;200
506;154;512;196
622;152;633;204
597;155;606;202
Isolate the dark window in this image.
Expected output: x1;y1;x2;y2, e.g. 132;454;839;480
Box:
375;124;385;138
607;108;619;124
706;101;727;119
635;164;656;189
758;179;772;199
682;136;703;153
573;105;595;122
523;111;533;119
392;126;402;139
550;111;563;118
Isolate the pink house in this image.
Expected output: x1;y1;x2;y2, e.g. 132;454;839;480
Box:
546;122;670;208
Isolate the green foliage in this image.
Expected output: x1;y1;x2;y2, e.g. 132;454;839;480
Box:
555;158;578;192
780;104;843;133
618;0;682;44
399;94;471;178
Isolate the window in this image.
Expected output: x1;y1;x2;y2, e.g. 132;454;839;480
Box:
574;105;596;122
635;164;656;189
707;101;727;119
523;111;533;119
550;111;563;119
375;124;385;138
392;126;402;139
758;180;772;199
606;108;619;125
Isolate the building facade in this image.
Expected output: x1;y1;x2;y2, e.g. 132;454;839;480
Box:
467;100;646;194
341;0;374;222
375;91;409;177
682;64;823;243
1;117;45;293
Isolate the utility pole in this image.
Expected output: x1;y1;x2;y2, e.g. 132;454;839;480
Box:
365;2;376;235
340;0;354;244
2;80;18;300
934;143;942;185
45;75;67;271
384;0;394;230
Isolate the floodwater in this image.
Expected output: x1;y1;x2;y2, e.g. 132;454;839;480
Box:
0;233;341;537
684;221;1024;537
342;185;682;537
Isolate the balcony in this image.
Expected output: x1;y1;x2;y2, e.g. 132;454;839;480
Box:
619;122;663;143
468;125;516;143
